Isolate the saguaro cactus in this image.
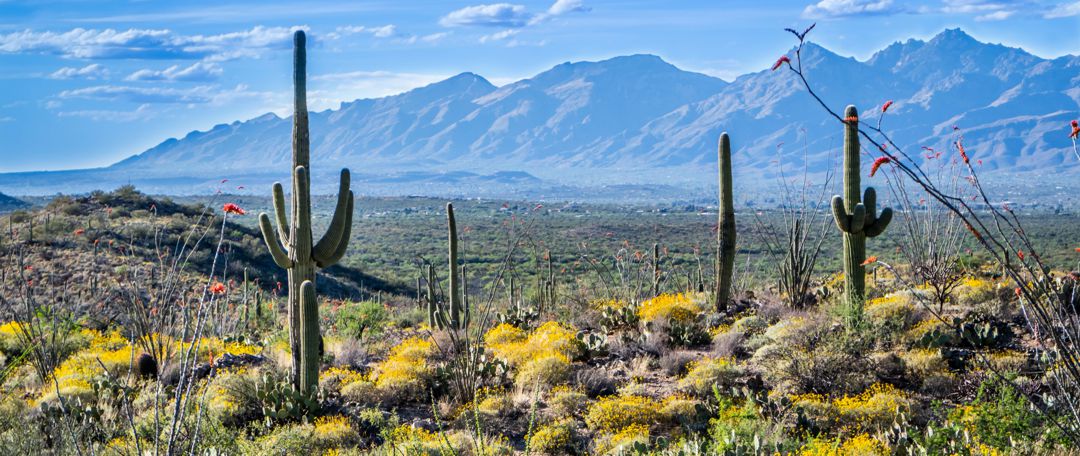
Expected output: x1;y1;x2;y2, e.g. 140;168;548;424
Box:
716;132;736;312
830;105;892;304
259;30;354;395
430;203;468;330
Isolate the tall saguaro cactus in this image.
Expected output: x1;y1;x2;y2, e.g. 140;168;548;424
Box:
716;132;736;312
429;203;468;330
259;30;354;395
830;105;892;304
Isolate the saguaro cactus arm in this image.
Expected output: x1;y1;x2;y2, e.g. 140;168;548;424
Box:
298;280;319;395
315;193;354;268
259;213;292;268
271;182;290;244
313;169;353;266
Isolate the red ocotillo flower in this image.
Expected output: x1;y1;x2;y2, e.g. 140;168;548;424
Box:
956;140;970;164
222;203;245;215
1070;120;1079;139
860;256;878;266
1014;287;1023;299
882;100;893;113
74;229;85;235
1017;250;1025;261
209;282;226;295
771;55;790;71
870;156;891;177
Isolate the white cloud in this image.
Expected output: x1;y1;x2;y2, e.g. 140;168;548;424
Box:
0;116;14;123
420;32;450;43
125;62;223;82
479;29;519;43
548;0;590;15
59;85;216;103
56;83;269;106
976;9;1014;20
49;63;109;80
440;3;534;27
0;25;305;61
1046;1;1080;17
58;103;153;122
940;0;1029;21
802;0;897;18
327;24;397;40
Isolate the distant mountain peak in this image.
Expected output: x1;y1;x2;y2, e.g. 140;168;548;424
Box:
19;28;1072;196
932;27;975;44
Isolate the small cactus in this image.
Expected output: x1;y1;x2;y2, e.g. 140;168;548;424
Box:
830;105;892;304
258;31;354;396
716;132;736;312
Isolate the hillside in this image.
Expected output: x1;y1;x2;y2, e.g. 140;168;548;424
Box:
0;186;404;324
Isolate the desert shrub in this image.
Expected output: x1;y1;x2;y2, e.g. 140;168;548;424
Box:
475;386;514;417
528;419;574;454
593;423;649;455
752;316;872;397
249;415;360;454
206;366;262;426
334;300;388;342
864;293;920;346
584;394;662;435
0;394;41;454
371;336;435;401
659;394;708;432
677;356;743;398
385;426;513;456
708;397;795;454
638;293;705;324
319;366;367;396
797;433;889;456
789;383;911;436
484;321;583;390
983;350;1028;374
899;348;956;393
548;385;588;417
659;351;695;377
955;277;998;307
731;315;768;336
927;379;1070;453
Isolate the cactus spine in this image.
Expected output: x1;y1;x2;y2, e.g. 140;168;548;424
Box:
830;105;892;304
716;132;736;312
258;30;354;395
430;203;468;330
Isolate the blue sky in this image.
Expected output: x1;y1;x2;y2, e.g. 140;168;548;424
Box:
1;0;1078;172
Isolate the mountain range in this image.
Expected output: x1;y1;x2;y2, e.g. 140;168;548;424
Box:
2;28;1077;198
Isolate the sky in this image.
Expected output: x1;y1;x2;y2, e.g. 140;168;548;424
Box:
0;0;1078;173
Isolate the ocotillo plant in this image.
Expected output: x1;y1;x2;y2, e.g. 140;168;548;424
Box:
430;203;468;330
259;30;354;395
830;105;891;304
716;132;736;312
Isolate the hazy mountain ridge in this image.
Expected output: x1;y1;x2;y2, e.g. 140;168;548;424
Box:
3;28;1078;196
